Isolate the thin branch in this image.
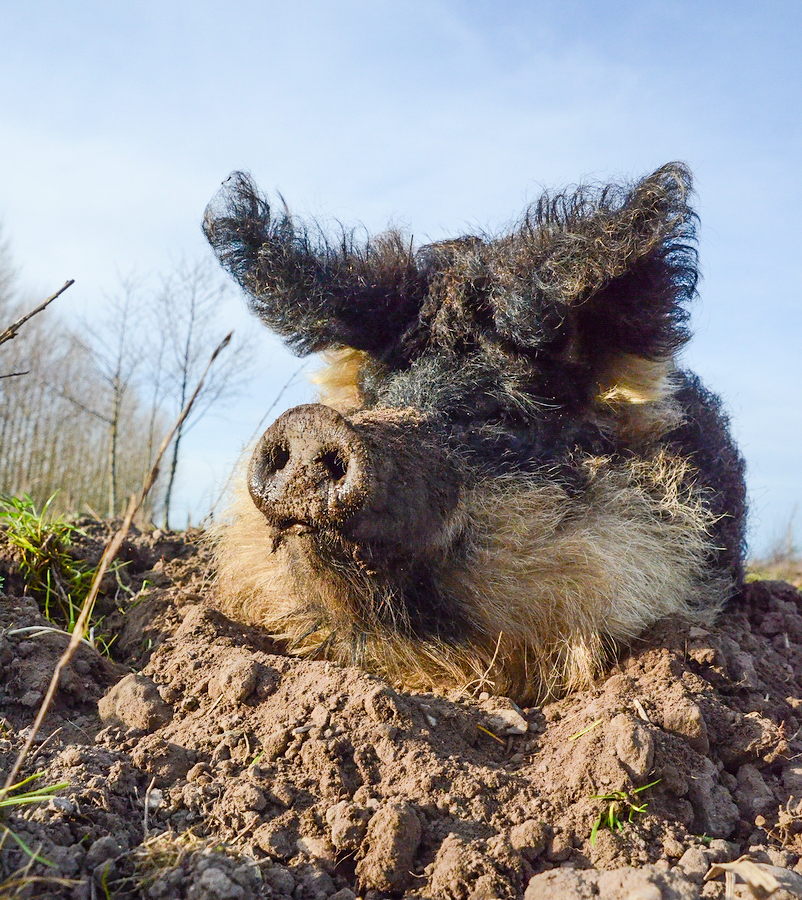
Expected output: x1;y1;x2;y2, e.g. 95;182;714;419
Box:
0;494;138;797
143;776;157;838
0;330;234;797
141;331;232;500
0;281;74;348
252;359;310;441
57;390;110;423
0;370;30;379
205;358;308;522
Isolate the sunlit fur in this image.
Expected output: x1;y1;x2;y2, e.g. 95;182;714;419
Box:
212;444;726;703
205;163;747;703
311;348;367;413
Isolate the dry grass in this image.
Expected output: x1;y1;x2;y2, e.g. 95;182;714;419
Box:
748;517;802;589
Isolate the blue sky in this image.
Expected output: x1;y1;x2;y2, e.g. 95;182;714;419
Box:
1;1;800;554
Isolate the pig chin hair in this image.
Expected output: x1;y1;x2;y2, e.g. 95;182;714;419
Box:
210;450;731;704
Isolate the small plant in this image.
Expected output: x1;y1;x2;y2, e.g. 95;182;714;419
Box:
0;494;128;657
589;779;660;845
0;494;95;629
0;494;131;655
0;771;70;865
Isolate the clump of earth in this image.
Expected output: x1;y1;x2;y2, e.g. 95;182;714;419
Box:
2;520;802;899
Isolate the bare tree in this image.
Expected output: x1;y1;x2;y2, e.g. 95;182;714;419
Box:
151;259;252;529
0;225;16;309
63;277;144;516
0;231;156;515
1;229;247;525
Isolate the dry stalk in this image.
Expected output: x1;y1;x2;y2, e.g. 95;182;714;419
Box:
205;357;307;522
0;330;233;796
0;281;74;348
143;776;157;839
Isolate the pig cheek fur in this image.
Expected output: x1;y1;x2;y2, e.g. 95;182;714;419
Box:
211;447;728;704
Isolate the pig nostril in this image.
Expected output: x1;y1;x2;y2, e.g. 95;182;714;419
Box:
270;444;290;472
319;450;347;482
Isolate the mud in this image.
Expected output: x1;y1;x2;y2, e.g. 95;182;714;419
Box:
2;523;802;898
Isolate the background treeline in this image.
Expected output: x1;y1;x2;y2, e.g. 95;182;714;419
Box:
0;228;250;527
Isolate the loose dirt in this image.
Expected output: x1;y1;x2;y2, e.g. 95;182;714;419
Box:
2;522;802;899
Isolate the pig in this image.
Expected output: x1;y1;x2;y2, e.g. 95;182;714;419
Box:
203;162;746;703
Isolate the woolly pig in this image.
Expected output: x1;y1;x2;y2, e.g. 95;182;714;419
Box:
203;163;746;703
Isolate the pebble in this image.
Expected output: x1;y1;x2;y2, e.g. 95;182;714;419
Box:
196;866;245;900
783;763;802;796
254;822;296;859
676;846;710;882
609;713;655;779
231;782;266;812
736;763;776;817
662;836;684;859
295;864;336;899
363;686;402;723
509;819;548;861
485;706;528;736
98;673;173;733
85;835;123;870
326;800;371;851
355;802;422;892
309;704;329;728
662;698;709;753
546;831;573;862
211;655;260;704
261;728;291;761
48;796;77;815
263;865;295;894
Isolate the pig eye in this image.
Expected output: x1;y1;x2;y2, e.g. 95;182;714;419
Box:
271;444;291;470
319;450;347;482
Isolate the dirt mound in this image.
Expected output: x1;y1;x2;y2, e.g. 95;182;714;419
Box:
2;526;802;898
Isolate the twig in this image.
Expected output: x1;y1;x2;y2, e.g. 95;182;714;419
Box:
252;359;309;439
455;631;505;699
0;281;74;347
143;776;157;838
477;724;506;746
57;390;109;423
568;719;603;741
27;727;64;768
205;357;307;521
0;331;234;796
140;331;232;500
633;698;651;723
0;370;30;379
0;494;138;796
5;626;95;651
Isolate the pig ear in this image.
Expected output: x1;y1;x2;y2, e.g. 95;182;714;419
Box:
492;163;698;370
203;173;427;356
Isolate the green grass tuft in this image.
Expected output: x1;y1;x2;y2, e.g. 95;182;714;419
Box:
0;493;119;651
589;779;661;845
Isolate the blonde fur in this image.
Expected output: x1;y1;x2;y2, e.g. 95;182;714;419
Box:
593;354;685;443
311;349;367;413
212;450;727;703
313;349;686;445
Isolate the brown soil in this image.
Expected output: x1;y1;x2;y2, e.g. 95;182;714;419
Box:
2;524;802;899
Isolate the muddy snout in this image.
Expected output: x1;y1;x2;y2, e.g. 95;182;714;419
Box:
248;404;370;531
248;403;464;553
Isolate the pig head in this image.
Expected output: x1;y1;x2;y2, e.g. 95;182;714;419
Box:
203;163;747;702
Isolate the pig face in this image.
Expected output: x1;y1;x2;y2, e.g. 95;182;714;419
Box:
204;163;746;702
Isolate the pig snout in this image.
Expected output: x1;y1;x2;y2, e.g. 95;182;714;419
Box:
248;403;464;554
248;404;369;531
